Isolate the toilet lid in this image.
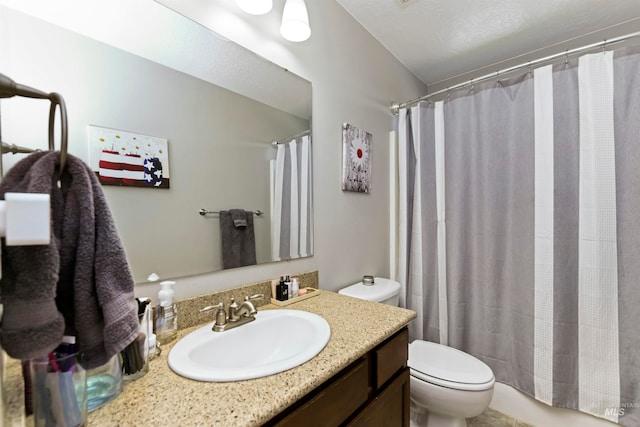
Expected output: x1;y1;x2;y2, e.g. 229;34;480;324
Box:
338;277;400;303
409;340;494;386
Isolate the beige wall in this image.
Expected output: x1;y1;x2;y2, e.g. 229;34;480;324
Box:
0;0;426;301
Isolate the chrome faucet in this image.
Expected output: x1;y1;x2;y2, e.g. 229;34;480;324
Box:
200;294;263;332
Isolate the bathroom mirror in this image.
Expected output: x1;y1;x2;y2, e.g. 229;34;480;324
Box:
0;5;313;282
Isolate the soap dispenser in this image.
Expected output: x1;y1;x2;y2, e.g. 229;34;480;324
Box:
156;280;177;344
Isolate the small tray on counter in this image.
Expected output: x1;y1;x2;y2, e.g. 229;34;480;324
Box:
270;287;320;306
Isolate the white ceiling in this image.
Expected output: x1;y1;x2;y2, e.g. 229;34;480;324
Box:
336;0;640;90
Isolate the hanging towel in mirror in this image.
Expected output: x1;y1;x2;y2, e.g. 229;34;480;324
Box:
230;209;248;228
220;209;256;269
0;151;139;368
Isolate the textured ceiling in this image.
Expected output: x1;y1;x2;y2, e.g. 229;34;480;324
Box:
336;0;640;89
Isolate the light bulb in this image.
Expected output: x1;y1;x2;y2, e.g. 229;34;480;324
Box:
280;0;310;42
234;0;273;15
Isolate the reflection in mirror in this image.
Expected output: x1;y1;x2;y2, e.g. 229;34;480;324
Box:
0;5;313;282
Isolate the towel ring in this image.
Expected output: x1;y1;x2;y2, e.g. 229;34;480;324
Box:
48;93;68;173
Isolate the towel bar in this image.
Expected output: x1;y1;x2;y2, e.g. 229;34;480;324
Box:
199;209;264;217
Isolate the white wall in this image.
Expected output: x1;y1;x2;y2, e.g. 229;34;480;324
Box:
0;0;427;300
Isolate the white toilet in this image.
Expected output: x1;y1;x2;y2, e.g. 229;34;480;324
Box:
339;277;495;427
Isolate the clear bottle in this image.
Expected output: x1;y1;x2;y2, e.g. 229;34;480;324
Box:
156;280;177;344
291;277;299;298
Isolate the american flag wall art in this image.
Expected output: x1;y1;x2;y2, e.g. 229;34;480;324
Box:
88;125;170;189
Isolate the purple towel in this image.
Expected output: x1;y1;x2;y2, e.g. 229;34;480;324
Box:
0;151;139;368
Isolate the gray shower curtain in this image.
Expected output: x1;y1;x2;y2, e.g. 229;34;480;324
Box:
444;73;536;395
396;46;640;426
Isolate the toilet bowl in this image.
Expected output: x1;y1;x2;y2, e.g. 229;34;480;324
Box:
409;340;494;427
339;277;495;427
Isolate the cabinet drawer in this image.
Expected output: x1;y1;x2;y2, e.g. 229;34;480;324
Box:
274;358;369;427
374;328;408;390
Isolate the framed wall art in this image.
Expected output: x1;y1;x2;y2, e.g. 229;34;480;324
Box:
341;123;372;193
88;125;170;189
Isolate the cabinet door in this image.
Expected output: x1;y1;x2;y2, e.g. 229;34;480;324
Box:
374;328;408;390
347;367;410;427
273;358;370;427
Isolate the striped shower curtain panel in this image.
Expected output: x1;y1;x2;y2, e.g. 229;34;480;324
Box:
396;47;640;425
270;135;313;261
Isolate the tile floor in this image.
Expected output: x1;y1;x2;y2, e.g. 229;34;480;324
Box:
467;408;535;427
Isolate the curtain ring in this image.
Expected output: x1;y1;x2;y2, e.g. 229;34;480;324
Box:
565;50;569;65
469;78;474;92
603;40;608;54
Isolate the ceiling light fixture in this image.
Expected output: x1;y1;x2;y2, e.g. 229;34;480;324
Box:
280;0;311;42
234;0;273;15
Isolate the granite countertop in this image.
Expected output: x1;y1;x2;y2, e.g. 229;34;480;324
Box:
8;291;415;426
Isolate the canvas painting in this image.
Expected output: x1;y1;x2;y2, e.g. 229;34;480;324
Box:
341;123;372;193
88;125;170;188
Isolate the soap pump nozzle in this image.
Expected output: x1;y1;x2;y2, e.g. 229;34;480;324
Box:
158;280;176;306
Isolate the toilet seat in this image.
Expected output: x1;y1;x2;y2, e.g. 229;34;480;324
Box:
409;340;495;392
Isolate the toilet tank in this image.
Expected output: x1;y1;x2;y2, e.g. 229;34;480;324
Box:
338;277;401;306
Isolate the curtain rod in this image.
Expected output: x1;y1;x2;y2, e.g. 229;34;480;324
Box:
271;129;310;146
391;30;640;115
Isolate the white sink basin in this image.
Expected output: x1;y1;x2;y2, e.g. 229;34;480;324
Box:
168;309;331;382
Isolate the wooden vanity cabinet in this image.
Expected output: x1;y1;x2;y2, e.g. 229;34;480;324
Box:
268;327;409;427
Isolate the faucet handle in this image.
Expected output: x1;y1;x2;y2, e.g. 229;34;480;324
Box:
201;303;227;327
199;304;219;313
214;303;227;326
245;294;264;302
